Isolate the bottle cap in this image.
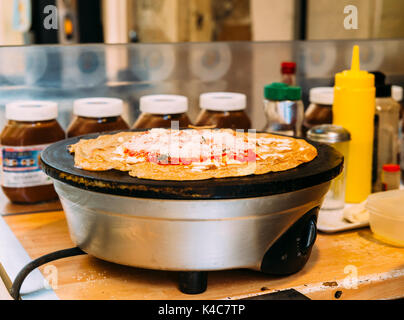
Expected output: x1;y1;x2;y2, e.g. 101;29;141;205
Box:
392;86;403;102
370;71;392;98
309;87;334;105
264;82;288;101
74;98;124;118
382;164;400;173
286;86;302;101
281;62;296;75
6;100;58;121
335;45;375;89
200;92;246;111
307;124;351;144
140;95;188;115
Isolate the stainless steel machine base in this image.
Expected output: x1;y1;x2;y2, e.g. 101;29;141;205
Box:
54;180;330;272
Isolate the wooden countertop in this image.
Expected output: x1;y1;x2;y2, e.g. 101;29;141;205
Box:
4;211;404;300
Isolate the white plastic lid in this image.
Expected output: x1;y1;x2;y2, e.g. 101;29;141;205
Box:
6;100;58;121
140;95;188;115
200;92;247;111
309;87;334;105
74;98;124;118
392;86;403;102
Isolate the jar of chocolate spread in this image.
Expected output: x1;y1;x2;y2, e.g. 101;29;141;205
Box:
67;98;129;138
133;95;192;129
195;92;251;131
1;101;65;204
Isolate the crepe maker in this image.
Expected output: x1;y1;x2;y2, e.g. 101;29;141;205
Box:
40;131;343;295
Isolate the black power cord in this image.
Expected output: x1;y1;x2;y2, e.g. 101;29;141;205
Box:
10;247;87;300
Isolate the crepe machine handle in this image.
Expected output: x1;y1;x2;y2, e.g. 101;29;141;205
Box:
260;207;319;275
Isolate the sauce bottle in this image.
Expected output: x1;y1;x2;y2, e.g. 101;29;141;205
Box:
1;101;65;204
370;72;401;192
195;92;251;131
133;95;191;129
281;62;297;86
333;46;376;203
67;98;129;138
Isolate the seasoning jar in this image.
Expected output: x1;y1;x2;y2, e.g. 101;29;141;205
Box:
381;164;401;191
307;124;351;210
133;95;191;129
67;98;129;138
195;92;251;131
281;62;297;86
1;101;65;204
263;83;304;137
303;87;334;135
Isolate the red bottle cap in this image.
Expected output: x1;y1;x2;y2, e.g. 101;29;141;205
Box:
281;62;296;75
382;164;400;173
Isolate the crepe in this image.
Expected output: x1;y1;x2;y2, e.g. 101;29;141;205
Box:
69;129;317;181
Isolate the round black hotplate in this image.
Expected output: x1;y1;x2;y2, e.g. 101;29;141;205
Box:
41;131;343;200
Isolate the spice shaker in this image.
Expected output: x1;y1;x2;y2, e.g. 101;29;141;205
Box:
263;83;304;137
307;124;351;210
381;164;401;191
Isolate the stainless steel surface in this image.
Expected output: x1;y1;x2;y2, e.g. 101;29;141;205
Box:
54;180;330;272
0;216;58;300
307;125;351;144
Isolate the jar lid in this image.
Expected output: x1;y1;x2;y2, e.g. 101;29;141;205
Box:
200;92;246;111
382;164;400;173
281;62;296;75
307;124;351;144
264;83;288;101
140;95;188;115
74;98;124;118
6;100;58;121
286;86;302;101
392;86;403;102
309;87;334;105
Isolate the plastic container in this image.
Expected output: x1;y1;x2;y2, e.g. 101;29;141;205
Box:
0;100;65;204
333;45;376;203
263;83;304;137
366;190;404;247
67;98;129;138
195;92;251;130
133;94;192;129
303;87;334;135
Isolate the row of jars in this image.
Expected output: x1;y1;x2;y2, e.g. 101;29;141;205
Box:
0;93;251;204
69;93;251;137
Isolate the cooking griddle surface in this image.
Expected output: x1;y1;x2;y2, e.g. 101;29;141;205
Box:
41;131;343;200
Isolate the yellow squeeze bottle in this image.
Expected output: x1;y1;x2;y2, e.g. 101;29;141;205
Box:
333;46;375;203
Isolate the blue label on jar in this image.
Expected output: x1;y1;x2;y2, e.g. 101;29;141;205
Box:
1;145;52;188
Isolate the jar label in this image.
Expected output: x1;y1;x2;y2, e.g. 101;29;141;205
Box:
1;144;52;188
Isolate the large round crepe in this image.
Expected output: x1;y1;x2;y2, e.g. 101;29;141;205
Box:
69;129;317;181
